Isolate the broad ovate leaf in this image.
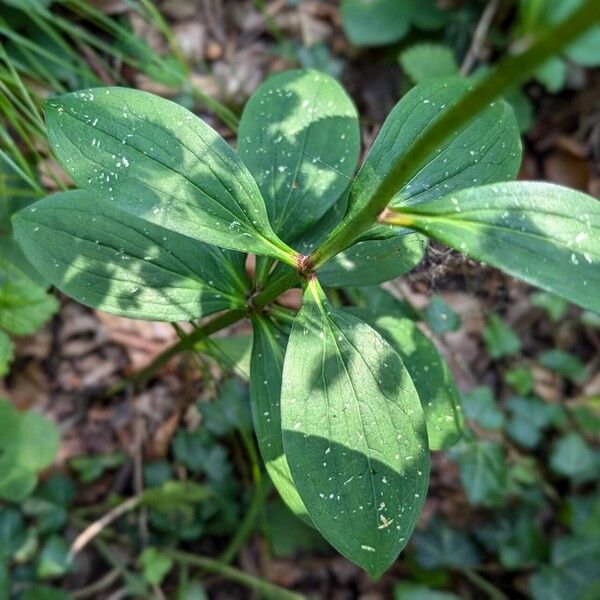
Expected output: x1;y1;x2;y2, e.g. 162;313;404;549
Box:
250;317;309;521
13;190;249;322
354;310;464;450
281;279;429;576
348;78;521;220
44;87;294;262
390;182;600;312
238;69;359;243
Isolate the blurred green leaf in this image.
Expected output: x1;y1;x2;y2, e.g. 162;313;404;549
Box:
0;507;26;560
412;518;481;569
550;433;598;482
36;536;70;579
399;43;458;84
0;398;60;502
483;314;521;359
460;387;505;431
425;295;460;336
538;350;587;383
531;291;568;322
395;582;460;600
0;330;13;377
504;366;534;395
506;396;561;449
141;481;211;510
140;547;173;586
450;439;508;506
69;451;126;484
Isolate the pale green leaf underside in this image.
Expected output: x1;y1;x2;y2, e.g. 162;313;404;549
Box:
353;310;464;451
281;281;429;576
348;78;521;219
398;182;600;312
13;191;249;322
318;231;427;287
250;318;309;521
44;87;293;261
238;69;360;243
0;258;58;336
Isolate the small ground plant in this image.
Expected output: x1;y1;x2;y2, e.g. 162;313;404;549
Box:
12;3;600;577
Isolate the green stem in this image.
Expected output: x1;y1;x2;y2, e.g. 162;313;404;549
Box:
105;1;600;394
164;549;304;600
460;568;509;600
307;0;600;269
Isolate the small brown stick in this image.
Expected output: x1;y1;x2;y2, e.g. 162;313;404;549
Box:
460;0;502;75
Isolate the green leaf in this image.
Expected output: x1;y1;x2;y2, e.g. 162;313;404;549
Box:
318;231;426;287
140;547;173;586
140;481;211;510
13;190;250;322
353;310;464;450
0;330;13;377
535;57;568;92
393;182;600;312
0;507;27;560
281;279;429;576
482;314;521;359
0;258;58;335
412;518;482;569
44;87;294;262
531;291;568;322
203;335;252;379
341;0;412;46
504;366;535;395
69;451;125;484
36;535;70;579
0;398;60;502
550;433;598;482
238;69;360;243
538;350;587;383
399;44;458;84
529;536;600;600
460;387;505;431
424;295;460;335
394;583;460;600
506;396;560;449
250;317;309;521
348;78;521;220
450;439;508;506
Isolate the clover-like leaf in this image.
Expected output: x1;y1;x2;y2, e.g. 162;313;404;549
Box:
44;87;295;262
388;182;600;312
250;316;309;521
281;279;429;576
239;69;360;243
13;190;249;321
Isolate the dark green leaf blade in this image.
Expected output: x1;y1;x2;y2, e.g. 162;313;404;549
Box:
348;78;521;220
13;190;249;322
392;182;600;312
281;279;429;576
250;317;309;521
44;87;294;261
352;310;464;450
238;69;360;243
341;0;412;46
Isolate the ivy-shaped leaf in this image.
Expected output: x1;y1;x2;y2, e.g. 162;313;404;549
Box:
281;279;429;576
250;316;309;521
238;69;360;243
44;87;295;262
13;190;249;322
390;182;600;312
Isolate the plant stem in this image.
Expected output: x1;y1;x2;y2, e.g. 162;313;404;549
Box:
308;0;600;269
164;549;305;600
105;0;600;393
461;568;509;600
